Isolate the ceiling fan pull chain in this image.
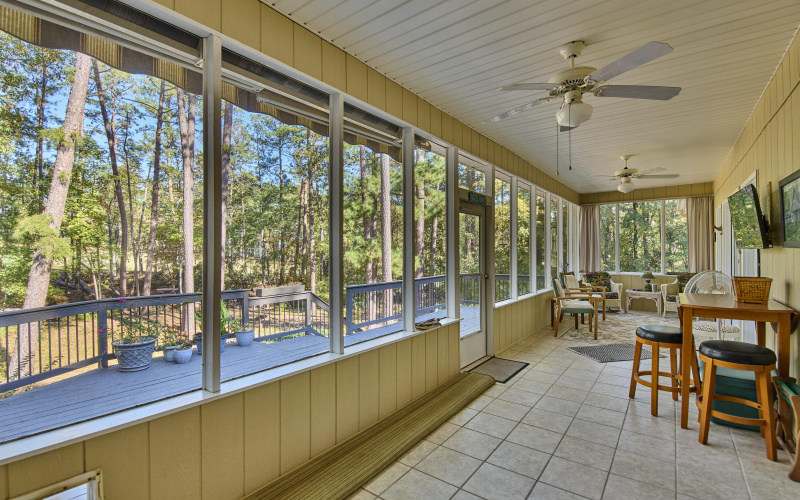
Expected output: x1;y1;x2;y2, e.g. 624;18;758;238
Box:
555;119;559;175
568;106;572;170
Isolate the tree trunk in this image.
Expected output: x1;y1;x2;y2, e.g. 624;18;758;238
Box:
143;80;167;296
295;178;306;280
34;64;47;210
220;101;233;290
415;150;425;279
379;154;393;318
92;60;128;298
359;146;377;322
307;134;316;298
10;53;91;380
278;145;285;284
177;88;196;333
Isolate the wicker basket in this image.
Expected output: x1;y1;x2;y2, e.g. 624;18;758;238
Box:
732;277;772;304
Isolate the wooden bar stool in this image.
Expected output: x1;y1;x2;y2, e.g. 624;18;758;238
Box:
697;340;778;461
629;325;700;416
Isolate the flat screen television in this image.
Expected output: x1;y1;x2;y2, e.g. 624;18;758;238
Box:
728;184;771;249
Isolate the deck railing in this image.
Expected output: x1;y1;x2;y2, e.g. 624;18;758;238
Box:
0;288;329;392
0;273;528;392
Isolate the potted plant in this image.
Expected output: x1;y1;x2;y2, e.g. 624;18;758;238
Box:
112;318;159;372
160;324;183;362
174;339;193;364
230;318;255;346
192;302;232;355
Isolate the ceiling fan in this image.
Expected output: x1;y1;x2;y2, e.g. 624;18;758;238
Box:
599;155;679;193
484;40;682;129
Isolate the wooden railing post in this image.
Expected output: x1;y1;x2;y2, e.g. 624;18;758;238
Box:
98;306;108;368
305;294;311;334
241;290;249;327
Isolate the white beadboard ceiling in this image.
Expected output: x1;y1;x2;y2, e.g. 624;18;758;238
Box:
265;0;800;194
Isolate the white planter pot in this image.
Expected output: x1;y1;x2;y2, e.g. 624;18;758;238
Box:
163;345;176;362
174;347;193;364
235;329;255;346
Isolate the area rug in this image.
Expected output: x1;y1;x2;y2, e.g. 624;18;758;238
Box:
559;310;720;345
242;371;494;500
469;357;528;383
568;343;659;363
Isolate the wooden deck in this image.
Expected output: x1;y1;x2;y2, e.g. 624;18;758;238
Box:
0;308;480;444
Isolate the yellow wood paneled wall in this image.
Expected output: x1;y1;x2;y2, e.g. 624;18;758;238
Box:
149;0;579;204
712;32;800;377
493;293;553;353
579;182;714;205
0;326;460;500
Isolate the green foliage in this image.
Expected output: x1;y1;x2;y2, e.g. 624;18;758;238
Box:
13;214;70;260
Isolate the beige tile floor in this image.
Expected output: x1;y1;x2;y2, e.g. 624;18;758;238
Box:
351;318;800;500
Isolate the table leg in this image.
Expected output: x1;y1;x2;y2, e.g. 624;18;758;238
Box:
756;321;766;347
777;315;791;378
680;306;693;429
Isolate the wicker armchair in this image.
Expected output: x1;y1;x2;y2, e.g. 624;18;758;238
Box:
581;272;622;319
551;278;601;339
661;273;696;317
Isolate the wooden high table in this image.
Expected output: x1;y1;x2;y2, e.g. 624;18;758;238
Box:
678;292;797;429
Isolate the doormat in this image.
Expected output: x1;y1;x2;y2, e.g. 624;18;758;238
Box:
567;343;663;363
469;357;529;383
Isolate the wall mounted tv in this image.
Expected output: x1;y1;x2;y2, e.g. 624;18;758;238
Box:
728;184;772;249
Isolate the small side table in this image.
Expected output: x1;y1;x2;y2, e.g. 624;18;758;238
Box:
625;289;662;315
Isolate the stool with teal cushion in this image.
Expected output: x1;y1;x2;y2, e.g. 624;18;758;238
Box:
697;340;778;461
551;278;601;339
773;376;800;481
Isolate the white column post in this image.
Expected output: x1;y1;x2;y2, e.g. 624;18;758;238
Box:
329;93;345;354
201;34;222;393
402;127;416;332
446;146;459;320
510;176;518;300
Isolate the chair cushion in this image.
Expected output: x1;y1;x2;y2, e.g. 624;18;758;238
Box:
665;294;678;302
561;300;594;313
677;273;696;292
636;325;684;344
604;292;619;300
693;321;741;334
698;340;776;366
583;272;612;290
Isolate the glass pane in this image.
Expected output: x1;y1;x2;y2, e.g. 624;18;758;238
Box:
458;163;486;193
619;201;662;272
600;204;616;271
550;197;559;280
494;178;511;302
414;149;447;323
562;200;569;272
665;199;688;272
220;102;330;382
518;187;531;296
460;212;481;337
535;191;546;290
343;142;403;344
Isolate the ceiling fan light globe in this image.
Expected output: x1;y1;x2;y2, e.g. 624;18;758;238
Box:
556;102;593;128
617;180;636;193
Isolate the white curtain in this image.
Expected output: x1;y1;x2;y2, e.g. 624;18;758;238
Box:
688;195;714;272
578;205;600;272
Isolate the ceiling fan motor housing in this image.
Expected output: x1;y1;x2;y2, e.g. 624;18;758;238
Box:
548;66;595;85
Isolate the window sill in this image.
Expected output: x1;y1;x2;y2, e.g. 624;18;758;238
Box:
493;290;552;310
0;318;462;466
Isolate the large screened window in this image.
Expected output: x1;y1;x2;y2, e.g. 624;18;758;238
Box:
494;175;511;302
600;199;687;273
459;163;486;193
600;204;616;272
665;199;688;272
517;186;531;296
550;197;559;280
414;147;446;321
343;141;403;342
535;190;546;290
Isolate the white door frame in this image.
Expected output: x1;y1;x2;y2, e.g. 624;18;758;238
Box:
459;200;488;367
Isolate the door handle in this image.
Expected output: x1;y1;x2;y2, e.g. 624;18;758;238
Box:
484;274;489;279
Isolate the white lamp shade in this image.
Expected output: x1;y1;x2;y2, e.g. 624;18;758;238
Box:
617;180;636;193
555;102;593;128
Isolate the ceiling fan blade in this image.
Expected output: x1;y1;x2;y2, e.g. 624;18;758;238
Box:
595;85;681;100
586;42;674;83
636;167;666;176
559;125;576;132
499;83;555;91
637;174;680;179
482;99;546;124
